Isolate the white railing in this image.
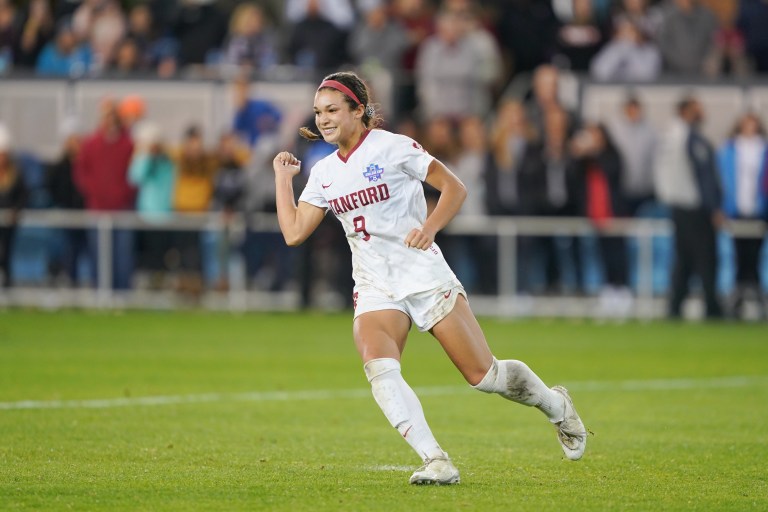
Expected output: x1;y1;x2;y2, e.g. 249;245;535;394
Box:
0;209;765;318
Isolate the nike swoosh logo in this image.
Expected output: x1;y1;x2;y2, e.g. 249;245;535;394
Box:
322;182;333;189
443;290;452;299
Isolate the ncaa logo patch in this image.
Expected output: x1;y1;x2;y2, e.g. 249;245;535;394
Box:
363;163;384;182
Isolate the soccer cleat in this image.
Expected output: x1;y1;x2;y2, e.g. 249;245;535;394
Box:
551;385;588;461
409;453;460;485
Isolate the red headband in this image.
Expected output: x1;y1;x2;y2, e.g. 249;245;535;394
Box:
318;80;362;106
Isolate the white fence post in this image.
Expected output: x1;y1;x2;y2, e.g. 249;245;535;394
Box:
96;214;113;308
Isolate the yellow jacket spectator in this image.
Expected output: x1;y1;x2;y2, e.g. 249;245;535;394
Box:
173;125;218;212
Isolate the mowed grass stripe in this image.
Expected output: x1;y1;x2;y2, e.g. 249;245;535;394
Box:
3;375;767;410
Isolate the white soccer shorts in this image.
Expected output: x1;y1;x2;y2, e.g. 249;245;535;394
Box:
353;280;466;332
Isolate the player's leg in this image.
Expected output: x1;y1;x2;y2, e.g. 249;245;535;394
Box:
430;295;588;460
354;309;458;484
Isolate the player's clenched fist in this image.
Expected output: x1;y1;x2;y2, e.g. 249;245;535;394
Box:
273;151;301;177
404;226;435;251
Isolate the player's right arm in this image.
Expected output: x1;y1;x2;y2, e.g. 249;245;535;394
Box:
273;151;325;246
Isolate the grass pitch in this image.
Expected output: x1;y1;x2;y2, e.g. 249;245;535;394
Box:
0;310;767;511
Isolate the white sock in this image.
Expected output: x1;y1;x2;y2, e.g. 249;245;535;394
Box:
364;358;444;461
473;357;566;422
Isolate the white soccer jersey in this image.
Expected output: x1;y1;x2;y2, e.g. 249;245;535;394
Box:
298;129;458;300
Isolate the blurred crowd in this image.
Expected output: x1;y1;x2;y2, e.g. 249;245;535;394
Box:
0;0;767;87
1;0;768;319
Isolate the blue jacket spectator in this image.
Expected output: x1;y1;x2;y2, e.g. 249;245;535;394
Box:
232;77;282;147
36;22;91;77
717;114;768;221
715;112;768;318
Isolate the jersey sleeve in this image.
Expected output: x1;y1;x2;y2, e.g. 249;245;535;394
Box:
298;165;329;210
390;134;434;181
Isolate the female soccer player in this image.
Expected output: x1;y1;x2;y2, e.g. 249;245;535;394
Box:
273;71;587;485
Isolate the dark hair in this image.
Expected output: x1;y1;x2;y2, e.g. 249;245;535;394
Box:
299;71;382;141
185;125;202;139
624;94;642;109
729;112;767;138
676;94;699;115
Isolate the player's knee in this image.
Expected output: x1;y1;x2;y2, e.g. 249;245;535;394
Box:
363;357;400;382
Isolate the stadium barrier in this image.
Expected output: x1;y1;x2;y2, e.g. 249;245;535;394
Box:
0;77;315;161
4;76;768;160
1;209;765;319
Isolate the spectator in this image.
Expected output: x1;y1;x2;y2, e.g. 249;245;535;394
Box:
147;0;177;34
567;122;632;317
35;19;92;77
485;98;546;293
221;2;278;73
211;132;249;214
173;125;216;214
72;0;126;73
447;116;493;293
285;0;350;78
590;18;661;82
492;0;558;79
656;0;718;75
349;2;408;73
704;18;751;77
552;0;608;71
209;131;250;291
125;3;154;67
421;118;458;172
612;0;664;41
487;98;543;216
74;100;136;290
389;0;434;118
285;0;356;30
607;96;657;215
0;0;18;73
415;7;500;121
457;2;503;97
46;117;87;285
231;75;284;288
654;96;723;319
52;0;79;20
128;120;175;286
349;0;409;119
172;125;217;297
454;117;488;218
523;64;580;293
524;64;573;214
0;124;28;288
129;120;175;219
717;113;768;319
231;76;282;148
737;0;768;73
13;0;55;70
125;3;177;78
105;36;143;76
171;0;228;69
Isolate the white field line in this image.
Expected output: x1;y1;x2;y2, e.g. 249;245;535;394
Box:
1;375;767;411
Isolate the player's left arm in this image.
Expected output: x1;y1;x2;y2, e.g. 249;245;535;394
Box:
405;159;467;250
